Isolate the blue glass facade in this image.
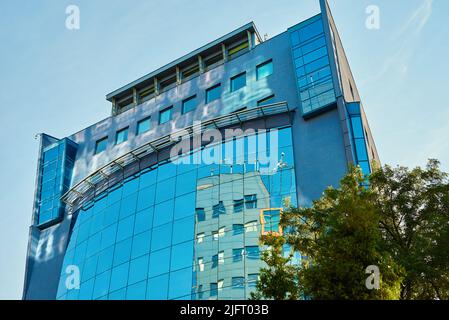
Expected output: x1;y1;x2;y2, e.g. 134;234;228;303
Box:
36;138;77;227
57;128;297;300
24;1;380;300
289;15;337;116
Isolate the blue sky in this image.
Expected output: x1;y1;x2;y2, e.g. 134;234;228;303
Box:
0;0;448;299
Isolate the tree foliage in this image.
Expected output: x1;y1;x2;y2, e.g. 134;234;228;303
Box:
252;160;449;300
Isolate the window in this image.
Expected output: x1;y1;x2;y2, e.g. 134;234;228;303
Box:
228;40;249;59
233;248;244;262
230;72;246;92
198;257;204;272
218;251;224;265
210;283;218;297
256;60;273;80
205;84;221;104
181;63;199;80
95;137;108;154
159;73;177;92
260;209;283;235
115;128;129;145
196;232;205;243
159;107;172;124
116;96;134;113
204;51;223;70
233;224;244;236
257;94;275;106
245;246;260;260
218;227;225;238
247;274;259;288
138;85;155;103
212;254;218;268
196;208;205;222
182;95;197;114
232;277;245;289
212;201;225;218
137;117;151;135
244;194;257;209
233;199;244;213
245;221;258;233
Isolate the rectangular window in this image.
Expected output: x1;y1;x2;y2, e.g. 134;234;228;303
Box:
256;60;273;80
196;232;205;244
233;224;244;236
244;194;257;209
228;40;249;59
115;127;129;145
232;277;245;289
204;51;223;70
245;246;260;260
233;199;244;213
205;84;221;104
233;248;244;263
137;117;151;135
244;221;258;233
247;274;259;288
182;95;197;114
95;137;108;154
212;254;218;268
230;72;246;92
210;283;218;297
159;107;173;124
218;251;224;265
196;208;205;222
257;95;275;106
212;201;225;218
261;209;282;234
198;258;204;272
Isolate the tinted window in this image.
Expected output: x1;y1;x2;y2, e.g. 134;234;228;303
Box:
231;72;246;92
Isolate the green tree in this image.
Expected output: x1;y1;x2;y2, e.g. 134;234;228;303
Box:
250;234;299;300
281;166;403;300
370;159;449;299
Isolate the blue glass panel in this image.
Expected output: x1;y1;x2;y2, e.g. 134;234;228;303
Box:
355;139;368;161
231;73;246;92
137;117;151;135
131;230;151;259
168;268;192;299
103;202;120;227
153;200;174;227
206;84;221;104
147;274;169;300
86;233;101;257
82;255;98;283
351;116;364;139
116;215;135;242
126;280;147;300
149;248;171;277
151;223;172;251
95;138;108;154
298;19;324;42
115;127;128;145
109;263;129;292
78;278;94;300
139;169;157;189
174;192;196;220
359;161;371;176
172;216;195;245
113;238;132;266
256;60;273;80
136;185;155;211
92;270;111;299
96;246;114;274
134;207;153;235
175;171;197;196
100;223;117;250
170;241;194;271
182;95;197;114
108;288;126;300
159;107;172;124
155;178;176;203
119;194;138;219
128;255;149;285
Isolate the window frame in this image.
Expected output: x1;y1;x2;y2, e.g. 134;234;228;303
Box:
205;83;221;104
95;137;108;154
159;106;173;124
182;95;197;114
136;116;151;135
230;72;247;92
256;59;273;80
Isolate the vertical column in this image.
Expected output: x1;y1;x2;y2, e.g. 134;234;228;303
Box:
221;43;227;62
133;88;138;107
198;55;204;74
154;77;159;96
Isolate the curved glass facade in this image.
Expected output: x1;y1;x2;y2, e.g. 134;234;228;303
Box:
57;127;297;300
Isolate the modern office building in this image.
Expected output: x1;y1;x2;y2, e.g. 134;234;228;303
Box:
23;0;379;300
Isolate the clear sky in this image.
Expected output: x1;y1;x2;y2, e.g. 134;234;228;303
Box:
0;0;448;300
